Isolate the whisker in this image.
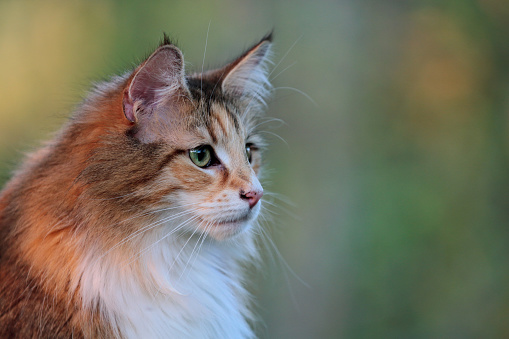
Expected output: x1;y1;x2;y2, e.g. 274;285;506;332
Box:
262;193;299;222
166;218;202;274
270;61;297;82
252;219;277;271
262;199;295;218
190;222;211;268
263;191;295;206
242;34;310;121
260;205;280;220
268;34;303;79
119;211;190;244
251;117;287;131
178;221;210;282
274;86;317;107
124;215;200;268
259;227;309;288
258;130;289;147
144;202;203;216
110;201;201;229
99;208;200;260
201;20;211;100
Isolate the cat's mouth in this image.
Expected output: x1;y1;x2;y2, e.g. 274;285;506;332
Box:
199;213;251;227
213;214;250;226
196;213;254;239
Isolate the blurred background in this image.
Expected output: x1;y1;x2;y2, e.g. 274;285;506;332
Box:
1;0;509;338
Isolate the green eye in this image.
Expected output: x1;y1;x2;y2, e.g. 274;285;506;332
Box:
246;144;253;163
189;146;213;168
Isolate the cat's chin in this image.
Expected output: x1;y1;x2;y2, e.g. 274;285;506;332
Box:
192;202;262;240
200;218;251;241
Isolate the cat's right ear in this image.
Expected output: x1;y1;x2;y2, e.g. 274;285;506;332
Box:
122;45;189;123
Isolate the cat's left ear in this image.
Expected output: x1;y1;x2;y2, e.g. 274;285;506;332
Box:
219;34;273;104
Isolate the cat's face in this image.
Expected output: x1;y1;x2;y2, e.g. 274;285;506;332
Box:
161;102;264;240
112;36;272;241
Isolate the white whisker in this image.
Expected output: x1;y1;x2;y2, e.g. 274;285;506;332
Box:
99;206;201;260
178;221;210;283
258;130;289;147
201;20;211;99
166;218;202;274
251;117;287;131
112;201;201;230
270;61;297;82
263;191;295;206
123;215;200;268
274;86;317;107
268;34;302;79
259;227;309;288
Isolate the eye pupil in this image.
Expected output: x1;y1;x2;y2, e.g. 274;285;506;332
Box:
196;150;206;161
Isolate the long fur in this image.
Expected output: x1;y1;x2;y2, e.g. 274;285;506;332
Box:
0;35;272;338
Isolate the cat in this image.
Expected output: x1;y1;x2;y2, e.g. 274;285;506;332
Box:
0;33;273;338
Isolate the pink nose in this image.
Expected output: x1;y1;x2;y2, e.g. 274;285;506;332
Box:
240;189;263;208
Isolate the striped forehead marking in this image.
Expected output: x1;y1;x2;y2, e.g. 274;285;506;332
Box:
206;103;244;142
202;103;250;172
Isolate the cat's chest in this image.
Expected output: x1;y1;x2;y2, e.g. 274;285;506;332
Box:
96;246;254;339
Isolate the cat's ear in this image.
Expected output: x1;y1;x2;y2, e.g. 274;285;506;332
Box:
122;45;189;123
220;34;273;104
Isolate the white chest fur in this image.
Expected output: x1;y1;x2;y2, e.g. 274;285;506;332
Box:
78;232;257;339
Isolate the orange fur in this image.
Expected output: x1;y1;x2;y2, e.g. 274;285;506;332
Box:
0;34;272;338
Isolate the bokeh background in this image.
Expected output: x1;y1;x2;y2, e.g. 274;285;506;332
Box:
1;0;509;338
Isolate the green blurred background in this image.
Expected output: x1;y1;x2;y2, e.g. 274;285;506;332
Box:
1;0;509;338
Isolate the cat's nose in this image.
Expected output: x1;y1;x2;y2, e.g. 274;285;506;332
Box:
240;188;263;208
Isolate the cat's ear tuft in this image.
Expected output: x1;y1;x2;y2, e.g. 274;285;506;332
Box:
161;32;172;47
221;35;273;105
123;45;188;123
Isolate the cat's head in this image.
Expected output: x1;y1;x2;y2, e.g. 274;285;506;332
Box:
83;35;272;241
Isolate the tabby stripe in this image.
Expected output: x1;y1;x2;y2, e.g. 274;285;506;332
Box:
157;149;185;171
212;111;227;137
206;122;218;144
226;109;241;134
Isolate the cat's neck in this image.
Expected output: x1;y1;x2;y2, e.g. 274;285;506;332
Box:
77;228;258;339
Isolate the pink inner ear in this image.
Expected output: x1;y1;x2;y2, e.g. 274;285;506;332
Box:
123;46;185;123
123;88;136;123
